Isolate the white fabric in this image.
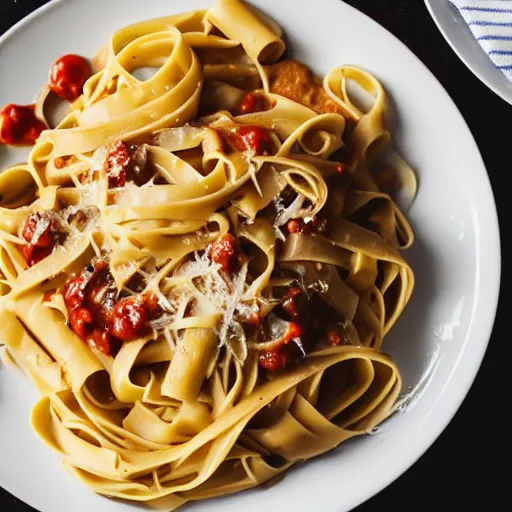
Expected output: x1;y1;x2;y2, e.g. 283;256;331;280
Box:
452;0;512;80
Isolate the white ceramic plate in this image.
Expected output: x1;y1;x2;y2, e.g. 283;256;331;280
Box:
425;0;512;104
0;1;501;511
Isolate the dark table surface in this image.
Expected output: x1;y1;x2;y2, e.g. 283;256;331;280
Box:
0;0;509;511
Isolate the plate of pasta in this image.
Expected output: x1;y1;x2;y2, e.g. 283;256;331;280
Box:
0;1;500;512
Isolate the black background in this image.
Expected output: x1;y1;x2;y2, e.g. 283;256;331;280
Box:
0;1;508;511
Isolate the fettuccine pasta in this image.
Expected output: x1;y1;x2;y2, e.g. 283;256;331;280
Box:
0;0;416;510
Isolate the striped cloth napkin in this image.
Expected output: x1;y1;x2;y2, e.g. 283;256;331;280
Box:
451;0;512;80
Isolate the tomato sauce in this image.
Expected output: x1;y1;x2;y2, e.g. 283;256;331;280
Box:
43;291;55;303
258;321;303;371
69;308;94;340
259;350;288;371
286;216;328;236
1;53;90;147
217;126;273;156
210;234;238;273
0;104;46;146
111;297;148;342
258;286;339;372
238;92;270;115
281;287;301;319
286;219;302;234
104;141;131;188
102;141;153;188
64;273;91;311
327;329;343;346
236;126;273;155
19;212;64;267
49;54;92;102
63;261;160;355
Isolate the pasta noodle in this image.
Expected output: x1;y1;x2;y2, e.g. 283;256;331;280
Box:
0;0;416;509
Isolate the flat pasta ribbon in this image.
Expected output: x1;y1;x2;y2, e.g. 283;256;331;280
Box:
0;0;416;510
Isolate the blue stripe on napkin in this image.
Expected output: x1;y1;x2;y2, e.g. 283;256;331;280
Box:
460;6;512;13
452;0;512;80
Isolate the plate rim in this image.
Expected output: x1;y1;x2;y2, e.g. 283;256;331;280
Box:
424;0;512;105
0;0;502;511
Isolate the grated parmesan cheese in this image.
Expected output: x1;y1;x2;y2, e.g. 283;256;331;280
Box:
144;248;257;362
274;193;305;227
29;214;52;245
217;262;248;349
243;151;263;198
77;180;104;207
91;145;107;173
